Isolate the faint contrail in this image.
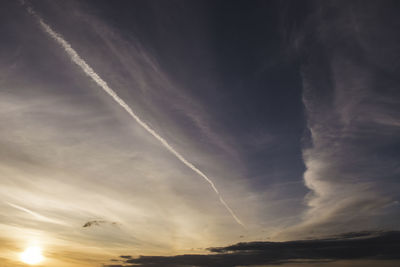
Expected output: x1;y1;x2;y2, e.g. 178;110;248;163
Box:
27;7;244;227
6;202;68;226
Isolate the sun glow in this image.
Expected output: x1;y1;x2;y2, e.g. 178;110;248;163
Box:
20;246;44;265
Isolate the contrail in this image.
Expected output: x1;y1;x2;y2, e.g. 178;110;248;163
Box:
28;8;244;227
6;202;68;226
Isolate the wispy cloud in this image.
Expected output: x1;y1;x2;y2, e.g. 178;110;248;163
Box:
6;202;68;226
277;0;400;238
24;3;244;227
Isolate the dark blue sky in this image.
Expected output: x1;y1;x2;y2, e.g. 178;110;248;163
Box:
74;0;308;191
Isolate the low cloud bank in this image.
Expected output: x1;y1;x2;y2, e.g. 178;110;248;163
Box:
105;231;400;267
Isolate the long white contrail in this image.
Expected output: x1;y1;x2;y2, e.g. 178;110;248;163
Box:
29;10;244;227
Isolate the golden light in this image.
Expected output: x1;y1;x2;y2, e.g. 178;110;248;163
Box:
20;246;44;265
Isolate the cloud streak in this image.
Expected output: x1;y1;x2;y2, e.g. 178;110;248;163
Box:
6;201;68;226
25;4;243;227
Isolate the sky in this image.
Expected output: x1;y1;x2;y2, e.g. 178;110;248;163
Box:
0;0;399;266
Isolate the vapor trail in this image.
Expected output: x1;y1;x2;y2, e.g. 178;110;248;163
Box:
31;12;244;227
6;202;68;226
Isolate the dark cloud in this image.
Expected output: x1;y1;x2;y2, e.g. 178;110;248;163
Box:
120;255;132;259
105;231;400;267
82;220;118;228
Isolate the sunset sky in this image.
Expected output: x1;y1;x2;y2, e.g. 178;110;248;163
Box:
1;0;399;266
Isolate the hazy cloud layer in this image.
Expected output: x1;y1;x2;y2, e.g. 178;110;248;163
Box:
0;2;264;265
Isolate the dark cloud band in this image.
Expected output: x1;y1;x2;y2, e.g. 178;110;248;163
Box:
105;231;400;267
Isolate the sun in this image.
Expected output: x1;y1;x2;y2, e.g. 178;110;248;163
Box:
20;246;44;265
